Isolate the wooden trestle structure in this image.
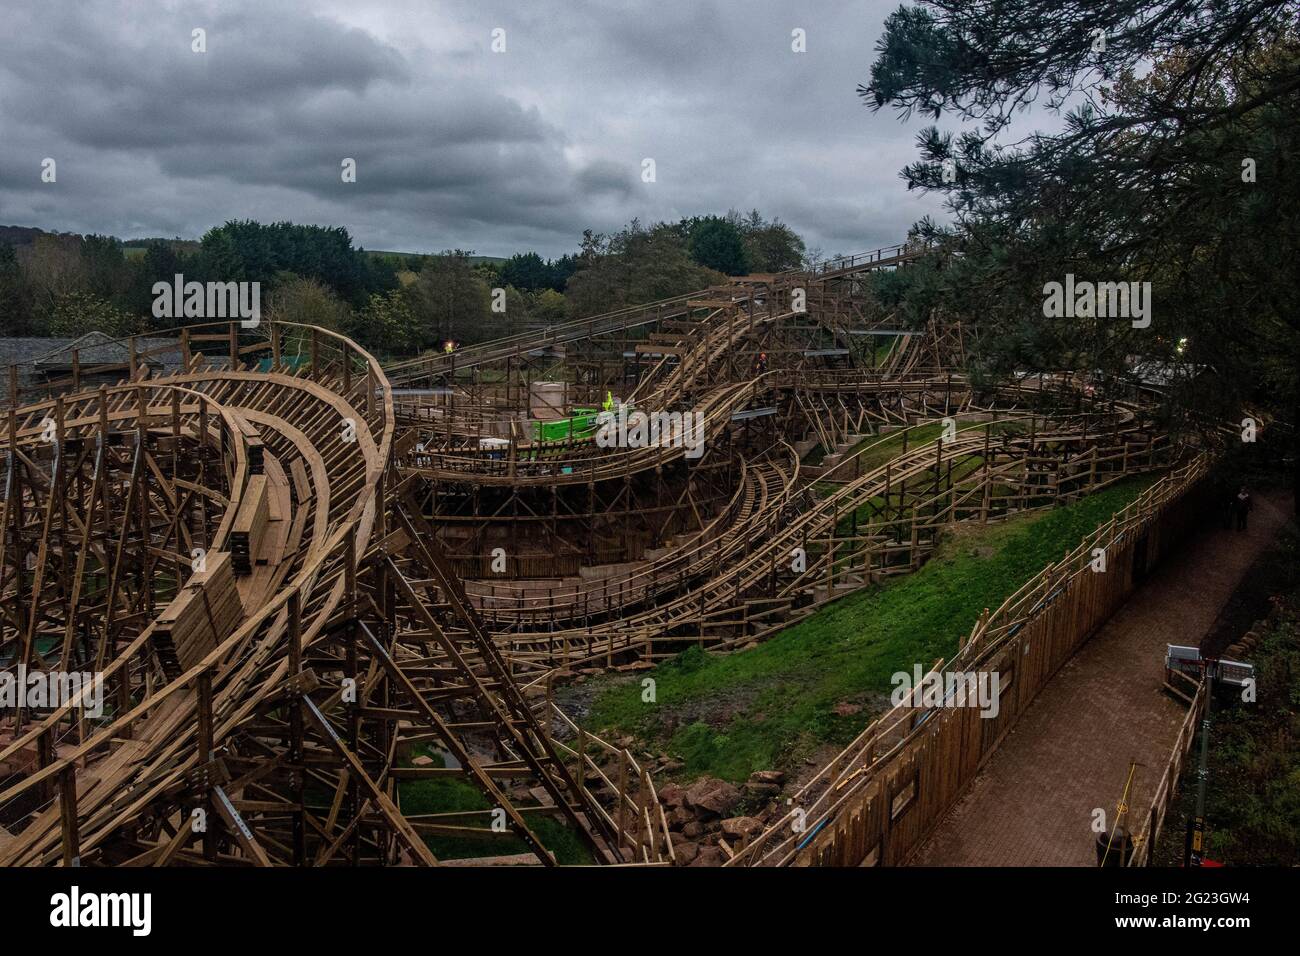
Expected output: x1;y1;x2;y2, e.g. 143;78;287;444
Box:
0;242;1190;866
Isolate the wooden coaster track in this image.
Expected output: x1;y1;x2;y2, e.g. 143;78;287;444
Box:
474;398;1172;673
0;322;671;866
385;242;924;387
0;239;1184;868
462;444;803;628
392;242;937;488
726;452;1215;867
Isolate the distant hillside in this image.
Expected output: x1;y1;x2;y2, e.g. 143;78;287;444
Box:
365;249;508;266
0;224;56;246
2;225;199;254
1;225;510;265
122;238;202;256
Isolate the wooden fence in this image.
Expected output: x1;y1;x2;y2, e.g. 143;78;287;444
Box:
728;452;1214;866
1127;678;1207;866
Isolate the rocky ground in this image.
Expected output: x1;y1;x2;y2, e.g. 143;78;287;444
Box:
656;770;787;866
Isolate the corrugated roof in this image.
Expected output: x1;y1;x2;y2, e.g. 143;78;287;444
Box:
0;334;180;369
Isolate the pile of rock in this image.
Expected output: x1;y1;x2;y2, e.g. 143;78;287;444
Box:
658;770;786;866
1224;614;1275;660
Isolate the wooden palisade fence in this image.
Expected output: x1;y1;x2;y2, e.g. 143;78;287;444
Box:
728;452;1214;866
1126;678;1207;866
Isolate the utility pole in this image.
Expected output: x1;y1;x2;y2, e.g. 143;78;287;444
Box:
1186;662;1215;867
1101;760;1139;866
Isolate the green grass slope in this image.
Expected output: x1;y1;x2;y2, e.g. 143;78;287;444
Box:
585;476;1155;783
397;747;594;864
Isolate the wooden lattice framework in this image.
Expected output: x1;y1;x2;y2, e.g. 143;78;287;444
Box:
0;241;1189;866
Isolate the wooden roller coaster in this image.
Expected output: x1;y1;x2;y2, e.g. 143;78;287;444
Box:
0;242;1190;866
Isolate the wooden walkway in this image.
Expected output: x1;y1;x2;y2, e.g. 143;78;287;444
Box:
910;491;1293;866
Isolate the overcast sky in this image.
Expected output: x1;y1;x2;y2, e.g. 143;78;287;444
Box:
0;0;965;259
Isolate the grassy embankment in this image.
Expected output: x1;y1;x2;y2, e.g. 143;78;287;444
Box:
397;461;1158;859
583;475;1155;783
396;747;594;864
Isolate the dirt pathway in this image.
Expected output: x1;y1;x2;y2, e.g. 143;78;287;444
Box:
909;490;1293;866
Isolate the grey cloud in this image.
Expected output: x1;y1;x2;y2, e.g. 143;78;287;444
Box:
576;161;634;198
0;0;951;258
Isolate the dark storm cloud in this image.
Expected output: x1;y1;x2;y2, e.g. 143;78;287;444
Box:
0;4;409;146
576;161;634;198
0;0;956;257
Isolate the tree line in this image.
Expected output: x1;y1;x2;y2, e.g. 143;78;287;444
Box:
0;210;807;359
862;0;1299;499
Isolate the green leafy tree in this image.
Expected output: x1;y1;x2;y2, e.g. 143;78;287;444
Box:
532;288;567;323
565;221;727;317
406;250;492;348
348;289;416;356
45;291;138;338
548;253;579;292
124;240;188;326
499;252;551;292
265;275;353;332
79;234;129;303
23;234;88;317
864;0;1300;501
198;220;386;307
738;210;806;273
686;215;750;275
0;241;36;336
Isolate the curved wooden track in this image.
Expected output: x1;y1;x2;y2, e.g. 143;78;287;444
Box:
0;239;1182;868
0;322;671;866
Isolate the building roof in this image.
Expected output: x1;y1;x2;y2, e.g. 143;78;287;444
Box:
1127;361;1203;386
0;333;181;371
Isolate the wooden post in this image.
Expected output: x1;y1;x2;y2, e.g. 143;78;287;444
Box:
576;726;587;797
38;729;54;804
288;589;305;866
60;765;80;867
197;668;216;861
617;749;629;847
